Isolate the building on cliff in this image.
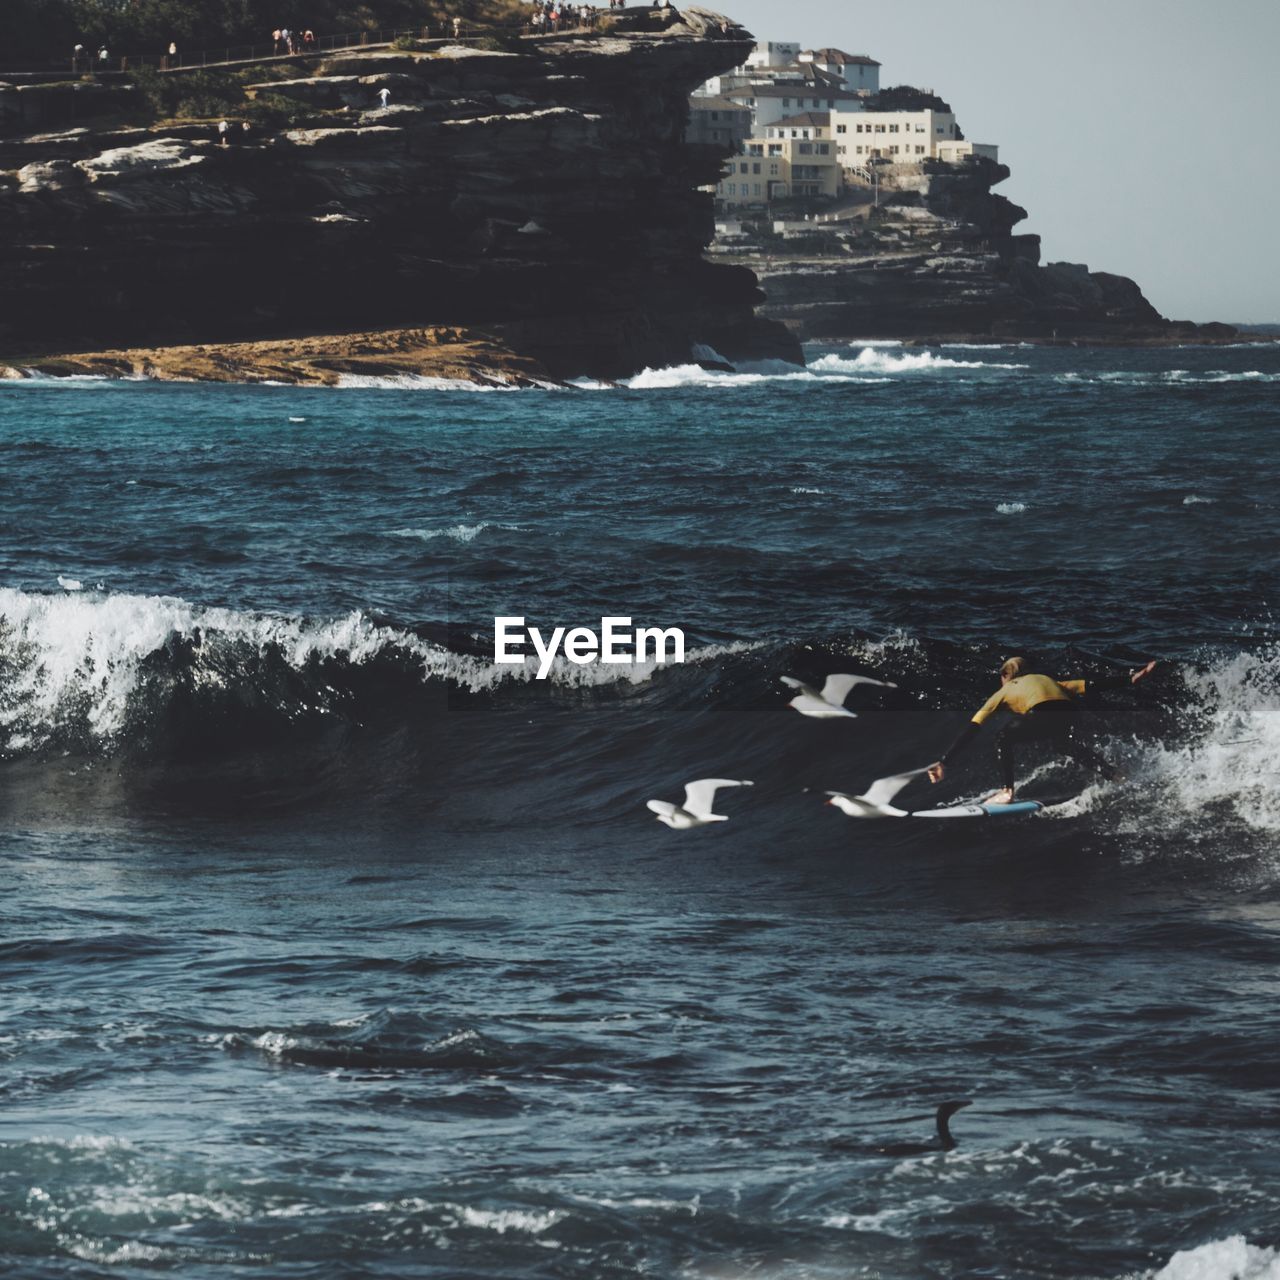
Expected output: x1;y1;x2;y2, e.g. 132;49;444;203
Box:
832;106;960;165
716;113;841;206
797;48;880;94
686;96;753;149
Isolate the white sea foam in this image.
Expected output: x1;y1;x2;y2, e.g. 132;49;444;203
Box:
1183;495;1216;506
56;575;83;591
995;502;1027;515
790;486;824;495
1059;370;1280;386
940;342;1034;350
1153;1236;1280;1280
1137;647;1280;834
388;522;520;544
332;373;528;391
451;1205;562;1235
620;362;883;390
812;348;1028;374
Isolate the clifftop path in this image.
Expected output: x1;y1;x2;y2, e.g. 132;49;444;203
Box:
0;10;801;380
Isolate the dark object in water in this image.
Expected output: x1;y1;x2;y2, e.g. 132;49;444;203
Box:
874;1099;972;1156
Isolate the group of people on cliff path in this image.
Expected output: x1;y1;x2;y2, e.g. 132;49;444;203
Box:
271;28;316;55
527;0;674;28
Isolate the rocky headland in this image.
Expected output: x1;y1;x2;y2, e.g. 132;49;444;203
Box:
0;9;801;384
727;157;1237;345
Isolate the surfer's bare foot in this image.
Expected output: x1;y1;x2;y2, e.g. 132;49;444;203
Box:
983;788;1014;805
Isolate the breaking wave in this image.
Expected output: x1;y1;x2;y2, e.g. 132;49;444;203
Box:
1;587;1276;856
812;347;1030;374
1152;1237;1280;1280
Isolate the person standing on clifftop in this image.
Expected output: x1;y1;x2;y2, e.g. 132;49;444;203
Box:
377;86;391;109
168;41;178;68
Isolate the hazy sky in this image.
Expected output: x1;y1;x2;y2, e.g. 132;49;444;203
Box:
721;0;1277;322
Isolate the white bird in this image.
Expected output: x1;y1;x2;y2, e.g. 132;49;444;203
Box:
781;673;897;719
825;767;930;819
646;778;753;829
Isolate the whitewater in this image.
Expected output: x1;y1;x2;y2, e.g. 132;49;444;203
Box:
1;340;1278;1279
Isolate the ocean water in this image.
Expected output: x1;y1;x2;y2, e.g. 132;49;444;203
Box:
1;341;1278;1279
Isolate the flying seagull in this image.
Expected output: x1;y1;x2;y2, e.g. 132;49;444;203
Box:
781;673;897;719
646;778;753;829
825;767;930;819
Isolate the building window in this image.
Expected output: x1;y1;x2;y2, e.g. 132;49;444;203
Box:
837;145;846;155
837;124;846;134
817;143;829;154
856;145;863;154
916;125;925;132
739;162;748;173
768;144;782;156
915;145;925;154
753;162;761;174
727;183;736;194
799;143;813;154
856;123;864;133
782;98;791;108
769;163;779;174
889;123;899;133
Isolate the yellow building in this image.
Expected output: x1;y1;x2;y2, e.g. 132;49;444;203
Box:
715;113;842;206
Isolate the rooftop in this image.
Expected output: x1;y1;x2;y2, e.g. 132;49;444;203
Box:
770;111;832;129
689;96;753;113
728;83;866;100
801;48;882;67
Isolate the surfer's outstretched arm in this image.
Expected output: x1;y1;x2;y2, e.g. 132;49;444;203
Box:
928;721;981;782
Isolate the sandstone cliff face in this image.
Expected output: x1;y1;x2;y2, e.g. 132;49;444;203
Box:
741;158;1230;343
0;12;800;378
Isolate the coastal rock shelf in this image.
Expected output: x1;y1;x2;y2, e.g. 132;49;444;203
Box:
734;159;1233;344
0;10;801;380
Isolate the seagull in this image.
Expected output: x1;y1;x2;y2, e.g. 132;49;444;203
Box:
781;673;897;719
825;767;930;819
646;778;753;829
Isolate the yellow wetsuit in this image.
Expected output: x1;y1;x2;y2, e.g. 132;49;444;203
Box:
970;674;1087;724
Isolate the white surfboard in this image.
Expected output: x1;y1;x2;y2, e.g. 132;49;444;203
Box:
910;800;1044;819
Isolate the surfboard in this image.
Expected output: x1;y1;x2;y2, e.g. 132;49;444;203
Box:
909;800;1044;819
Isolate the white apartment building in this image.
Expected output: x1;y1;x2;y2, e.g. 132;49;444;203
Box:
725;83;867;130
831;107;958;163
745;41;801;69
936;139;1000;163
798;48;881;94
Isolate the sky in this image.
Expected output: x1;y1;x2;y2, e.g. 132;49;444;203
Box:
720;0;1278;323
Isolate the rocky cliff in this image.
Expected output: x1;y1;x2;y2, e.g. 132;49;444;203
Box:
733;158;1234;344
0;10;801;381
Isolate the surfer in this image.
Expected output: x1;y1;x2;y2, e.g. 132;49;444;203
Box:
927;656;1157;803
